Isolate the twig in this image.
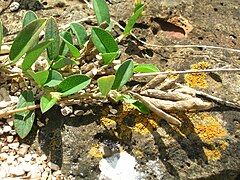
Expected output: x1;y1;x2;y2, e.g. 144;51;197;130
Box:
0;105;40;119
133;68;240;77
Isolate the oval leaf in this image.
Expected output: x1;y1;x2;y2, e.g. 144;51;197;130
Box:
101;52;119;65
57;75;91;97
14;91;35;139
97;75;115;96
60;32;80;58
9;19;46;63
27;70;49;86
45;17;60;60
59;31;72;56
22;11;38;28
91;27;118;53
134;64;160;73
70;23;88;49
112;59;134;91
93;0;110;25
40;95;58;113
132;101;150;114
22;40;53;71
44;70;63;87
52;57;77;69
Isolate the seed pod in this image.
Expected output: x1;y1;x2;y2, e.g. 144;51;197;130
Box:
141;74;168;91
156;78;177;90
140;89;193;101
129;91;182;126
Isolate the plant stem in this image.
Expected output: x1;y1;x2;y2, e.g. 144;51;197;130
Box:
133;68;240;77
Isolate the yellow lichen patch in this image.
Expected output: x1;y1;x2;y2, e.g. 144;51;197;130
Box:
185;112;228;161
89;144;102;158
203;147;221;161
184;62;210;88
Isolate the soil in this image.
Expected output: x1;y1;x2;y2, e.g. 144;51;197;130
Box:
1;0;240;179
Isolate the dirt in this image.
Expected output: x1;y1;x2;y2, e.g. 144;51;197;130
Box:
1;0;240;179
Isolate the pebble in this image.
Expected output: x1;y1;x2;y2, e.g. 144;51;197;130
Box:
6;155;15;164
41;170;49;179
9;166;25;176
3;126;12;133
0;153;8;161
19;162;32;172
48;162;60;171
7;136;14;143
8;142;20;150
6;118;14;127
74;109;85;116
18;144;30;157
24;154;33;162
9;129;16;135
1;146;9;152
110;108;118;115
61;106;73;116
9;2;20;12
0;128;3;135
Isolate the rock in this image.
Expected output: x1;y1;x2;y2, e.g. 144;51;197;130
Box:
9;129;16;135
40;154;47;162
9;2;20;12
24;154;33;162
0;128;3;135
109;108;118;115
74;110;85;116
6;118;14;127
0;153;8;161
48;162;60;171
6;155;16;165
8;142;19;150
7;136;14;143
27;164;41;178
3;125;11;133
53;170;62;176
41;170;49;180
9;166;25;176
0;166;7;178
1;146;9;152
19;162;32;172
61;106;73;116
18;144;30;157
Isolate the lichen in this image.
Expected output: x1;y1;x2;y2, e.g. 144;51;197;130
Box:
184;62;210;88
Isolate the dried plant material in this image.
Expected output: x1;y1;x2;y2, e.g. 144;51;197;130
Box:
140;89;193;101
141;74;168;91
174;86;196;96
167;15;193;37
140;96;213;112
156;77;178;90
0;45;10;55
129;91;182;126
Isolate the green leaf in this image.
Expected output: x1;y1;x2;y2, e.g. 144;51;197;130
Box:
60;32;80;58
40;95;58;113
0;20;3;51
112;59;134;91
45;17;60;60
101;52;119;65
22;40;53;71
115;94;137;104
97;75;115;96
44;70;63;87
132;101;150;114
123;4;144;36
91;27;118;54
134;64;160;73
70;23;88;49
14;91;35;139
27;70;49;86
22;11;38;28
59;31;71;56
93;0;110;25
9;19;46;63
57;75;91;97
52;57;77;69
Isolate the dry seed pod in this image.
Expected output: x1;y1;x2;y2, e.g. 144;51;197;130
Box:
174;84;196;96
140;89;193;101
129;91;182;126
141;74;168;91
141;96;213;112
156;78;178;90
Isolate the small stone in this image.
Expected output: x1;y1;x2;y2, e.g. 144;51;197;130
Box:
0;166;7;178
61;106;73;116
53;170;62;176
9;166;25;176
9;2;20;12
19;162;32;172
48;162;60;171
0;153;8;161
1;146;9;152
18;144;30;157
27;164;41;178
24;154;33;162
41;170;49;180
7;136;14;143
110;108;118;115
7;118;14;127
6;156;16;165
9;129;16;135
74;110;84;116
8;142;19;150
0;128;3;135
40;154;47;161
3;125;12;133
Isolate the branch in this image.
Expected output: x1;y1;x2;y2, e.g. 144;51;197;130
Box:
133;68;240;77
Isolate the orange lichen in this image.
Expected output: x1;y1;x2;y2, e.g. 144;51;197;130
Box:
203;147;221;161
184;62;210;88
